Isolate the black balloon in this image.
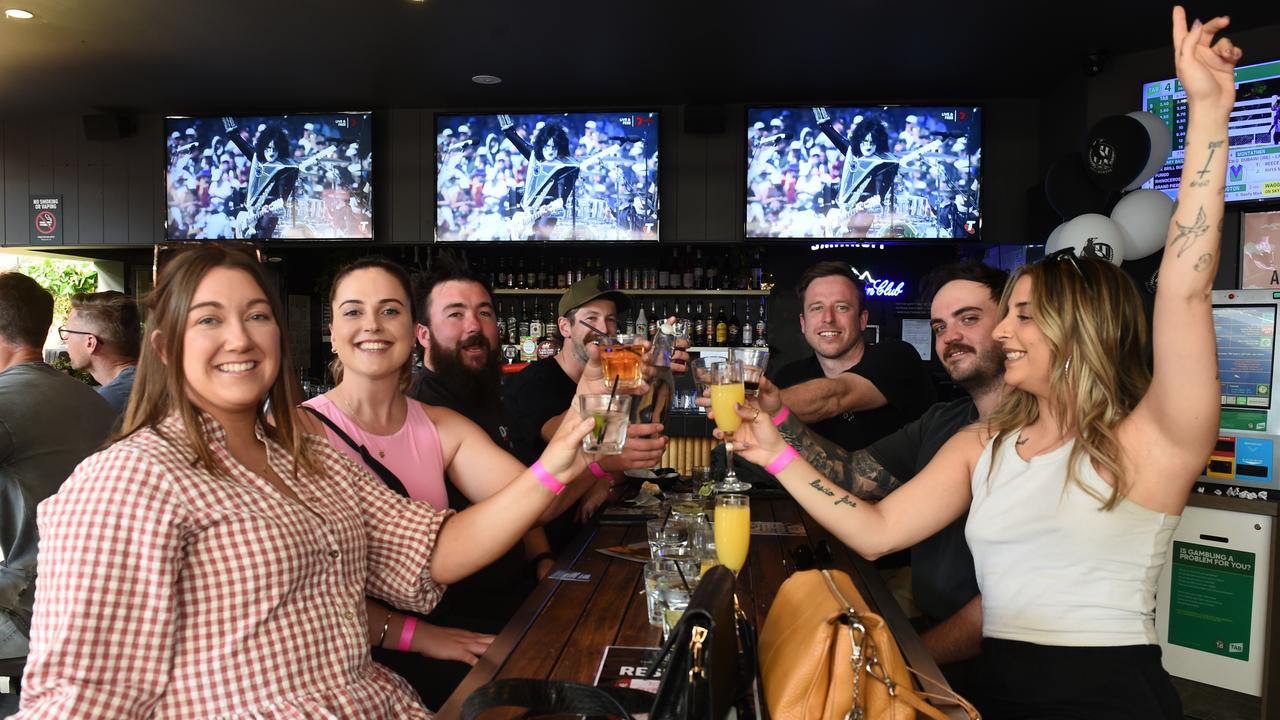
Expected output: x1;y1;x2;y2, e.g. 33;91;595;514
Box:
1084;114;1151;190
1044;152;1112;219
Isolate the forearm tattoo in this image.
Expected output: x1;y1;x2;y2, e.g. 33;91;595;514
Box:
779;415;901;500
808;478;859;509
1189;140;1225;188
1173;206;1209;258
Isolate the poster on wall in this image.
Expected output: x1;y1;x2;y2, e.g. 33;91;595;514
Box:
29;195;63;245
1166;541;1255;661
1240;209;1280;289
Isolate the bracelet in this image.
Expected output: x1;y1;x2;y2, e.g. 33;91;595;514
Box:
531;551;556;567
531;460;567;495
376;608;393;648
771;406;790;426
397;616;418;653
765;445;800;475
587;461;614;482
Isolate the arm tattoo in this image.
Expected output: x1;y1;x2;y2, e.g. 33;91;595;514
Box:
779;415;901;500
1194;253;1213;272
1190;140;1226;188
1173;206;1209;258
808;478;859;509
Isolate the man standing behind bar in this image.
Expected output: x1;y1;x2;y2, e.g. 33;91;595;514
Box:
760;262;1008;694
62;291;141;418
503;276;668;549
0;273;115;712
773;260;936;451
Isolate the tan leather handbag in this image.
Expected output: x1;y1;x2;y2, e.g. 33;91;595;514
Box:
758;568;979;720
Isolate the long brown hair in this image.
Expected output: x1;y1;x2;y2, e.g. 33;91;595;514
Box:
985;254;1151;509
119;244;318;479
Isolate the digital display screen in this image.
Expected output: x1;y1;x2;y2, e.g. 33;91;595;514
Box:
435;111;659;242
1142;59;1280;204
745;105;982;239
165;112;373;240
1213;304;1276;409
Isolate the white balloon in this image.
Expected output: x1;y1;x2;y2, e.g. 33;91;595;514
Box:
1045;222;1070;253
1110;189;1175;260
1058;213;1128;265
1123;111;1174;192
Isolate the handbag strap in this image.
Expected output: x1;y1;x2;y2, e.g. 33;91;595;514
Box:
301;405;411;498
460;678;655;719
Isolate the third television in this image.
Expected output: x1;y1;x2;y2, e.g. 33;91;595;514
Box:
745;105;982;240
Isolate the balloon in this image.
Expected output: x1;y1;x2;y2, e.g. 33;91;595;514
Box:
1110;189;1175;260
1123;111;1174;191
1057;213;1128;266
1044;152;1112;219
1084;115;1150;191
1045;222;1070;253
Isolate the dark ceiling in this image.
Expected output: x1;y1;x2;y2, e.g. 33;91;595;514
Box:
0;1;1274;114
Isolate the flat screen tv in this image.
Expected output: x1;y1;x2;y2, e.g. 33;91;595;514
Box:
745;105;982;240
435;111;659;242
165;112;373;240
1142;59;1280;204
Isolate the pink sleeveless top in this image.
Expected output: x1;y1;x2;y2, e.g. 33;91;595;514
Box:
302;395;449;509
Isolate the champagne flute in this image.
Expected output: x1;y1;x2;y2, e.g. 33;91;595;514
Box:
711;360;751;492
713;493;750;576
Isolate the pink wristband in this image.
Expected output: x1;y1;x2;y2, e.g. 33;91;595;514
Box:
588;461;614;482
765;446;800;475
532;460;567;495
771;406;790;426
397;616;418;652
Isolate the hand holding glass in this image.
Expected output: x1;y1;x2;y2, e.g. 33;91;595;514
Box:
711;360;751;492
579;394;631;454
731;347;770;398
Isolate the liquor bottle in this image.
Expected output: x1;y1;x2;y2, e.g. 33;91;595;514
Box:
682;245;695;289
529;307;543;343
625;309;636;336
497;258;507;289
693;249;705;289
751;248;764;290
649;301;660;340
715;303;728;345
754;297;768;347
517;300;530;340
727;300;741;347
634;303;648;340
536;305;559;359
742;301;754;346
506;302;519;345
693;301;705;344
705;303;716;346
537;257;547;289
496;302;507;341
705;255;718;290
556;258;567;289
603;265;612;289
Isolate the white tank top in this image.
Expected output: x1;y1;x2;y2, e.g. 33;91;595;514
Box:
966;430;1179;646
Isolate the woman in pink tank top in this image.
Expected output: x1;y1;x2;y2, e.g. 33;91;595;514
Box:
297;258;594;708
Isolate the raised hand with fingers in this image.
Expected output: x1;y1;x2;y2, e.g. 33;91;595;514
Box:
1172;6;1242;112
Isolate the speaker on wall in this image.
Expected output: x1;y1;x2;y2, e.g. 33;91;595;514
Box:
83;114;138;141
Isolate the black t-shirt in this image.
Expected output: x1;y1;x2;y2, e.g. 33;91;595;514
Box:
411;367;518;456
867;396;980;623
501;356;579;466
773;340;937;452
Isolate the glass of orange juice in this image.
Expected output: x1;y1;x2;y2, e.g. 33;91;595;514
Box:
711;360;751;492
714;494;750;576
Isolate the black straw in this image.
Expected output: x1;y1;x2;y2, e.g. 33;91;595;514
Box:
598;374;620;444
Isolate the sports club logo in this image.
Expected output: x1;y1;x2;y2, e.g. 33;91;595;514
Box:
1088;137;1116;175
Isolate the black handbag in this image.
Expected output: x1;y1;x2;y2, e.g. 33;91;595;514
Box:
461;565;756;720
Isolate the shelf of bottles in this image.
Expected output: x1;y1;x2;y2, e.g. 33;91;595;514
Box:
494;288;769;296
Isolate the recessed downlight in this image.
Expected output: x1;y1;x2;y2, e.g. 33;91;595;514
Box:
471;74;502;85
4;8;35;19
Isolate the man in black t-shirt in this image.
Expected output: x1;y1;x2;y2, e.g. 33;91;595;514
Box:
503;276;669;547
762;262;1008;693
772;260;936;451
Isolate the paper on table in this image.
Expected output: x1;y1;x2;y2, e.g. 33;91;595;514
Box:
595;542;651;563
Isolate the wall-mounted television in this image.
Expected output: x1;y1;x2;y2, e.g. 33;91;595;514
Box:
1142;59;1280;205
435;111;659;242
745;105;982;240
165;112;373;241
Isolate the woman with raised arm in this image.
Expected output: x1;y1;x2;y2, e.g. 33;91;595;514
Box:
725;9;1240;717
12;245;595;719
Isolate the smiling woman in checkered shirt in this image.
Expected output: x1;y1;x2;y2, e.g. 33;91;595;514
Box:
11;245;597;719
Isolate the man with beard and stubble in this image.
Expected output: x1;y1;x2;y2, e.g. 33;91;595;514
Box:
756;262;1008;695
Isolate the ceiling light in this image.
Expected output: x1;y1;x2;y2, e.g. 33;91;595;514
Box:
471;75;502;85
4;8;34;19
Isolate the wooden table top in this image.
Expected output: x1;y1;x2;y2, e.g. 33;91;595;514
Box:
437;494;964;719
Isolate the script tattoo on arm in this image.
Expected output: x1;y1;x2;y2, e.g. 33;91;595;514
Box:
1173;206;1209;258
1189;140;1226;188
808;478;858;509
778;415;901;500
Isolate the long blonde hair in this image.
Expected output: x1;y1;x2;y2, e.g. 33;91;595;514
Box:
985;253;1151;509
119;244;319;479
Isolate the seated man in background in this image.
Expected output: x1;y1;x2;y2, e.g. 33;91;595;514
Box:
63;291;141;417
0;272;116;713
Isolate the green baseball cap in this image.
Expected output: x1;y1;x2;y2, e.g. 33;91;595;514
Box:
557;275;630;318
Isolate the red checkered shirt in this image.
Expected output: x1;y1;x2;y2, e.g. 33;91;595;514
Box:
15;413;454;719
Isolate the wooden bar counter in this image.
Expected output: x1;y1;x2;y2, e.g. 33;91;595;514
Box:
437;494;965;719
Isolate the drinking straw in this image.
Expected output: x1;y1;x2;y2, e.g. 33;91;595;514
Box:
598;374;620;444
